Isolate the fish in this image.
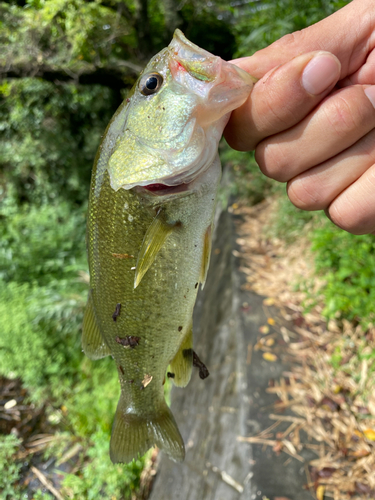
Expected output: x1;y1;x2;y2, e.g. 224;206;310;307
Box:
82;29;254;464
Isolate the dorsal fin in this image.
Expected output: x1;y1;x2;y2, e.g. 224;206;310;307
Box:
200;224;213;290
134;210;175;289
82;291;111;360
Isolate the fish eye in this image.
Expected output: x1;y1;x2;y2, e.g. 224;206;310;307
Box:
139;73;163;96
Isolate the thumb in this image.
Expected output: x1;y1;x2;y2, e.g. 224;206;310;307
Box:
225;51;340;151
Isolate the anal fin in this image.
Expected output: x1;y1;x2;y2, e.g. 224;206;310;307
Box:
168;324;193;388
82;292;111;360
134;209;175;288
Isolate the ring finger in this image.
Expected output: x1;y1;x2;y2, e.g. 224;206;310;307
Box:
287;127;375;211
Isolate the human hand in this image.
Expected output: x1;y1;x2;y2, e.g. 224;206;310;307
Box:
224;0;375;234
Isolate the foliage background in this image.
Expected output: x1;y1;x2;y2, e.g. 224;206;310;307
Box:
3;0;373;498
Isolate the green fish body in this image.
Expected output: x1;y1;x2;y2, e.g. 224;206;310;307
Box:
82;30;254;464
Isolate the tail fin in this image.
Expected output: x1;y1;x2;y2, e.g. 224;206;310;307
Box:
110;392;185;464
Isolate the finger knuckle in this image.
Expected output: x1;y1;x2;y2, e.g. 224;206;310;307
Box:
273;30;306;52
324;90;362;138
255;141;291;182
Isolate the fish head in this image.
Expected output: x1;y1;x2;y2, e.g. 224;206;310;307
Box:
108;29;254;191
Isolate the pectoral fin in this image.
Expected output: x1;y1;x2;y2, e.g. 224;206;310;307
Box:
200;224;212;290
168;324;193;388
134;210;175;289
82;292;111;360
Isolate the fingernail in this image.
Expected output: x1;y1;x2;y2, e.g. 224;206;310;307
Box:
302;53;340;95
364;86;375;107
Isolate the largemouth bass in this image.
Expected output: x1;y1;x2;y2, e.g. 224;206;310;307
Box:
82;29;254;464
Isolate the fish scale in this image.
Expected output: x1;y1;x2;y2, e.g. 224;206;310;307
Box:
82;29;254;464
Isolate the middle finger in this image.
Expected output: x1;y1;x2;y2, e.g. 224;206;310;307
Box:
255;85;375;182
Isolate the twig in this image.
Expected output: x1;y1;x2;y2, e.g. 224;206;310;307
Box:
31;466;64;500
206;462;244;494
268;414;305;424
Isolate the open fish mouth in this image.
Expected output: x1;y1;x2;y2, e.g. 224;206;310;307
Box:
141;182;189;196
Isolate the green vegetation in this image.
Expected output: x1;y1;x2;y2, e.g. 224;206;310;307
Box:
0;435;22;498
1;0;368;498
233;0;350;56
311;221;375;327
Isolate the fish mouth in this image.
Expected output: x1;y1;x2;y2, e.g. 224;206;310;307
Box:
140;181;190;197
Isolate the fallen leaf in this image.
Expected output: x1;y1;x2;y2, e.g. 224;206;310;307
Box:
316;485;325;500
4;399;17;410
263;352;277;362
259;325;269;334
351;449;370;458
265;338;275;347
272;441;283;454
319;396;340;412
318;467;336;478
363;428;375;441
263;298;275;306
267;317;275;325
355;482;373;494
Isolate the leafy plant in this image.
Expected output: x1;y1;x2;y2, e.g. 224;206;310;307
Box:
61;430;145;500
311;221;375;327
0;197;87;285
0;434;22;499
0;78;115;205
233;0;351;57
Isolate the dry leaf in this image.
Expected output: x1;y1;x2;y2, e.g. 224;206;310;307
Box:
316;485;325;500
4;399;17;410
259;325;270;334
263;352;277;362
267;317;276;325
351;449;370;458
363;428;375;441
263;297;275;306
265;338;275;347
